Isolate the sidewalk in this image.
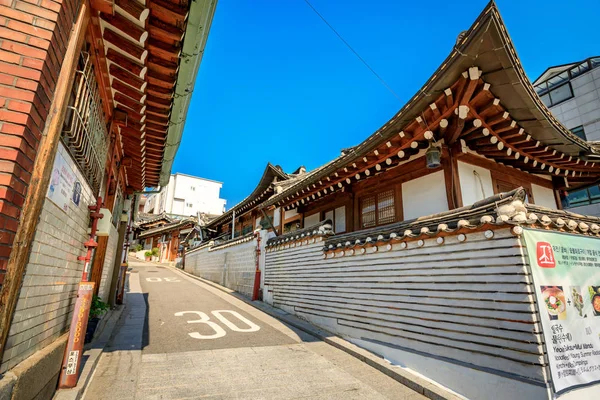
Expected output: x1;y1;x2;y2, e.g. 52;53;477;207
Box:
81;271;146;399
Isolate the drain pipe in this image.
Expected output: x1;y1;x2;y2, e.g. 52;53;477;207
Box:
231;209;236;239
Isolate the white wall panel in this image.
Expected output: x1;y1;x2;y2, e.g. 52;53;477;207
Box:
531;184;556;209
458;161;494;206
402;171;448;220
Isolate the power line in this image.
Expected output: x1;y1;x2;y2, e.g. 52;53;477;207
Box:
303;0;402;102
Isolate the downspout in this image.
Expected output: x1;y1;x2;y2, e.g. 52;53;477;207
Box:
231;209;236;239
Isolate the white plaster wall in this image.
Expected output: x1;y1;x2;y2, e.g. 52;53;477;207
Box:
458;161;494;206
284;208;298;220
303;212;320;227
531;184;556;209
334;206;346;233
152;174;226;216
1;143;95;373
273;207;281;227
402;171;448;220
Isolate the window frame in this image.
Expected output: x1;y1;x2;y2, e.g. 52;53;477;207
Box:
570;125;586;141
359;189;398;229
567;184;600;207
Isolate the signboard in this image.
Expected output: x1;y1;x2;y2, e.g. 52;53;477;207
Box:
47;151;77;211
522;229;600;394
58;282;94;389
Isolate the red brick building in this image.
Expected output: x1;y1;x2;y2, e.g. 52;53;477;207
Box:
0;1;216;398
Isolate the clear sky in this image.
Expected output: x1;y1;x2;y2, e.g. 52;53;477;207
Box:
171;0;600;209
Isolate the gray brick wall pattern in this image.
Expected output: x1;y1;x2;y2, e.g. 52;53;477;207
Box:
185;240;258;298
1;144;94;373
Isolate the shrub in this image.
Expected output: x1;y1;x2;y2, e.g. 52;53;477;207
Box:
89;295;109;318
133;244;143;252
144;250;152;258
151;247;160;256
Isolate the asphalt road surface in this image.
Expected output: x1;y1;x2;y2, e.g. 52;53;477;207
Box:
84;261;426;400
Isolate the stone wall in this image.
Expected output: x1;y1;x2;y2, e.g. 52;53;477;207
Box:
185;232;263;298
264;228;549;400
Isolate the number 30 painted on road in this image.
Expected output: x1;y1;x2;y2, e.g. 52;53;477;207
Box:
174;310;260;339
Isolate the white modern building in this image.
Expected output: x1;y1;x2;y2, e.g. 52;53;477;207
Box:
144;173;226;217
533;56;600;216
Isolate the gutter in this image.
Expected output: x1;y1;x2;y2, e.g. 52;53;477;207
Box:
159;0;218;186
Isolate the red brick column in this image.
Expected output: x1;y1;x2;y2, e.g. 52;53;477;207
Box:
0;0;78;284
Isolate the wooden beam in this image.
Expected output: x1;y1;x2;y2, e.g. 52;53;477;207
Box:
106;48;147;78
90;0;114;14
115;0;149;23
103;27;148;62
0;3;89;361
110;63;147;91
100;12;148;44
112;79;146;103
446;105;468;144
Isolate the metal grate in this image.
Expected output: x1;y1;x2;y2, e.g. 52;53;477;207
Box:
62;51;109;194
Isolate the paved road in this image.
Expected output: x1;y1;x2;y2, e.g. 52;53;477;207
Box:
84;261;426;400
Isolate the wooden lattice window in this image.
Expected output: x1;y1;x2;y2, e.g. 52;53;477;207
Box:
62;51;109;194
360;189;396;229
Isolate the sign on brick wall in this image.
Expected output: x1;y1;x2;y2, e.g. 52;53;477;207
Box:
47;151;77;212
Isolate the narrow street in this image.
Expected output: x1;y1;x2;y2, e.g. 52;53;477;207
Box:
83;260;425;400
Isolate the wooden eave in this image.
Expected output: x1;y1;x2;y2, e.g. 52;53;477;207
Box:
90;0;191;191
259;0;600;212
206;164;290;229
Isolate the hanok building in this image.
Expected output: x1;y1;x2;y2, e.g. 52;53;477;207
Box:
186;2;600;399
206;10;600;239
0;0;216;397
205;163;300;239
137;216;196;263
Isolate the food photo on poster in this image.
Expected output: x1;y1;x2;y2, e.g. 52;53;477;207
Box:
522;229;600;395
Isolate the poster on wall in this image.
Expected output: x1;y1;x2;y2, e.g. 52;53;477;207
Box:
522;229;600;395
47;151;76;212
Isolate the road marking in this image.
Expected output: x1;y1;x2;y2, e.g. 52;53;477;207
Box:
145;277;181;282
174;311;226;339
212;310;260;332
174;310;261;339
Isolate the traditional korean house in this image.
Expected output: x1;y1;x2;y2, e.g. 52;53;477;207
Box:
137;217;196;263
255;6;600;233
185;2;600;399
205;163;294;239
0;0;216;396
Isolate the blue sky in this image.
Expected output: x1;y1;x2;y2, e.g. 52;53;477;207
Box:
172;0;600;209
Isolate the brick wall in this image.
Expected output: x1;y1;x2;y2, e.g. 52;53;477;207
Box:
98;224;118;301
0;0;78;285
1;142;92;373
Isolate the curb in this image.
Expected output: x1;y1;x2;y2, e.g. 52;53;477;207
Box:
53;303;125;400
173;267;462;400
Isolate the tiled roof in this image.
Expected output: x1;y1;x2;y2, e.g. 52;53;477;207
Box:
138;217;196;239
265;188;600;251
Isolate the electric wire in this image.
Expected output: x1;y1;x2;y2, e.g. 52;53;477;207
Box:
302;0;402;103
